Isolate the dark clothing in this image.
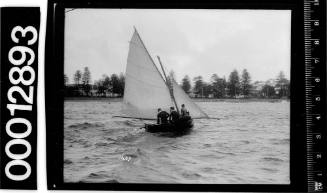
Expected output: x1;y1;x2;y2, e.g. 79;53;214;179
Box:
169;110;179;123
181;107;188;116
157;111;169;124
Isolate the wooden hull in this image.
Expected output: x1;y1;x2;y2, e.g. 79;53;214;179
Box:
145;116;193;134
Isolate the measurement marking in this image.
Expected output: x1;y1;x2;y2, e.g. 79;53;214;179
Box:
304;1;322;192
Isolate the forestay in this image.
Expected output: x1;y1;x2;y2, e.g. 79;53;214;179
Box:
171;80;209;118
123;29;173;119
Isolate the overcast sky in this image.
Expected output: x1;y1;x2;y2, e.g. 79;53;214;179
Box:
64;9;291;84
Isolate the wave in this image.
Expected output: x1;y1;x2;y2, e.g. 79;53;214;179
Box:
104;179;120;183
114;120;144;127
277;138;290;144
77;179;119;183
214;150;236;156
78;171;120;183
261;167;278;172
95;142;111;147
68;122;104;129
121;148;147;162
71;138;92;148
269;138;290;145
181;171;202;179
64;159;73;165
116;133;140;143
87;172;108;179
262;157;284;162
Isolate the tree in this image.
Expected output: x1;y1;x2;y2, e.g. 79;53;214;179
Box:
95;80;105;96
118;73;125;96
73;70;82;85
222;76;227;96
82;67;91;85
277;71;286;81
240;69;251;97
165;70;176;90
202;83;212;98
210;74;226;98
193;76;204;97
81;67;91;96
181;75;191;93
94;74;111;97
261;85;275;98
102;74;111;89
110;73;120;95
227;69;240;98
276;71;289;98
169;70;176;81
64;74;69;86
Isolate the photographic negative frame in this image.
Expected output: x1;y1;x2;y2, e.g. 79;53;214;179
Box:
45;0;325;191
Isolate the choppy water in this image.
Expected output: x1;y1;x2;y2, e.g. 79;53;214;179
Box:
64;100;290;184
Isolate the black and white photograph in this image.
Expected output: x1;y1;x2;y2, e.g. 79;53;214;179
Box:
63;9;291;184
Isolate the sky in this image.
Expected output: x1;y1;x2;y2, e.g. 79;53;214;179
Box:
64;9;291;84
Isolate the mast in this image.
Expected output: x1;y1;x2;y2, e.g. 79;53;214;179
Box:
157;56;180;114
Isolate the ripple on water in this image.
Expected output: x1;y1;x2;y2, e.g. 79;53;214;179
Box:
95;142;111;147
79;172;120;183
271;138;290;145
64;100;290;184
68;122;104;129
261;157;284;163
181;171;202;180
64;159;73;165
261;167;278;173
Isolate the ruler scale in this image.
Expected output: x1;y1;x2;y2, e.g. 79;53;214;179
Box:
304;0;326;192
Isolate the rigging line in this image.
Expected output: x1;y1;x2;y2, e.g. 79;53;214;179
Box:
157;56;179;113
112;115;156;120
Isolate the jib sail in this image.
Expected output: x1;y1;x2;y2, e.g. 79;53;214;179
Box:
171;79;209;118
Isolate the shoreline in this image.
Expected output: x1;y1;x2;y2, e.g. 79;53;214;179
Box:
64;97;289;103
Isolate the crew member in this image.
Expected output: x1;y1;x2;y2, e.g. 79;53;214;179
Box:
169;107;179;123
181;104;189;116
157;108;169;124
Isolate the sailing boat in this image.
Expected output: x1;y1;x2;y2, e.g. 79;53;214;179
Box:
121;28;209;133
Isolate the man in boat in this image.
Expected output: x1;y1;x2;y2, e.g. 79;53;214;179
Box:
181;104;189;116
157;108;169;124
169;107;179;123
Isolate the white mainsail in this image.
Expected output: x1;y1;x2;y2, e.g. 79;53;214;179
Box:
171;79;209;118
123;29;174;119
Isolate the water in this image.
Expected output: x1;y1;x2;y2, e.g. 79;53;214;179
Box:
64;100;290;184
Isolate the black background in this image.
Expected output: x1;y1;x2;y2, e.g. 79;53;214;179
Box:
0;7;39;189
45;0;326;191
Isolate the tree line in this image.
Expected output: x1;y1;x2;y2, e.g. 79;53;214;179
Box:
180;69;289;99
64;67;289;99
64;67;125;97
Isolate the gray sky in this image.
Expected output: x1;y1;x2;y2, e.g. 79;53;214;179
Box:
64;9;291;84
